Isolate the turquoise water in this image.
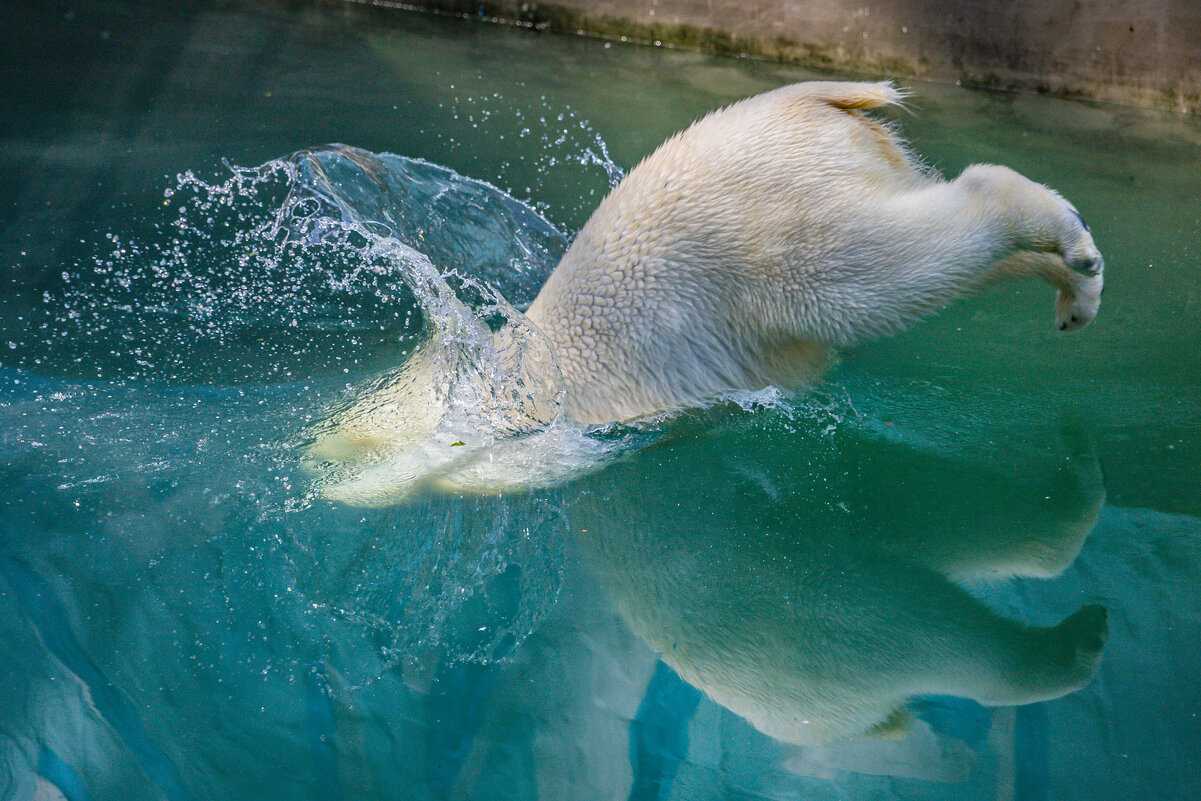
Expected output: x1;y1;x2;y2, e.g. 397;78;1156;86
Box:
2;2;1200;799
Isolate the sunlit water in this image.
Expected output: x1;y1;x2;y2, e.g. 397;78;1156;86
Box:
2;2;1200;800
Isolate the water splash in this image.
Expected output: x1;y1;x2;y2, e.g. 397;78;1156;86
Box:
275;145;633;505
433;88;625;225
0;137;646;691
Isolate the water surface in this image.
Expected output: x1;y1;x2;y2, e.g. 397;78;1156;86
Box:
2;2;1200;800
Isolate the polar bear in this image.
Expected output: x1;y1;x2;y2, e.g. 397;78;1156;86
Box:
524;80;1105;424
305;80;1105;502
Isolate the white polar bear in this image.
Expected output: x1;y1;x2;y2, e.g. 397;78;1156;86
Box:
305;80;1105;503
524;80;1105;424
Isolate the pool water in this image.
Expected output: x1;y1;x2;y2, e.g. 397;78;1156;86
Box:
2;2;1200;800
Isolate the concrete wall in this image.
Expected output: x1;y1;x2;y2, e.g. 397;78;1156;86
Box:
376;0;1201;112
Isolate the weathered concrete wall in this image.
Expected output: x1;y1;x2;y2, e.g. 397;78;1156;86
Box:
369;0;1201;112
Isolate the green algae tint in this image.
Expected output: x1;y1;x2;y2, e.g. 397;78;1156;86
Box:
1;2;1199;800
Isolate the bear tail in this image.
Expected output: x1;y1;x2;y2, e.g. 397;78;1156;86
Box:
790;81;907;110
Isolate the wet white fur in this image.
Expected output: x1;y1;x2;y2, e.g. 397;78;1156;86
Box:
306;81;1106;503
525;81;1105;424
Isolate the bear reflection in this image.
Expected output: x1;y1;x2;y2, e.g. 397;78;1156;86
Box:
570;417;1108;746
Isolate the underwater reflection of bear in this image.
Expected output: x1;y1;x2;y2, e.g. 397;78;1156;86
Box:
570;426;1108;747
